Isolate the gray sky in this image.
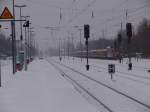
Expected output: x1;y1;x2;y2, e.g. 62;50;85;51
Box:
0;0;150;50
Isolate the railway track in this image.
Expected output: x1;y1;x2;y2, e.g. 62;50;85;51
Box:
49;60;114;112
91;65;150;86
62;58;150;86
67;58;150;81
48;59;150;111
92;64;150;80
90;58;150;71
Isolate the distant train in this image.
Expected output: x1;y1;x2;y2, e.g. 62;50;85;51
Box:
74;47;120;60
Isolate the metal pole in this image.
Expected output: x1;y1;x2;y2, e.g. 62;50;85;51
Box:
86;39;89;71
11;21;16;74
71;34;74;60
67;36;70;59
0;55;1;87
12;0;17;74
59;38;61;61
20;8;23;41
27;26;29;60
64;39;65;58
15;5;26;42
13;0;15;17
24;26;27;71
87;40;88;66
29;30;32;59
79;29;82;62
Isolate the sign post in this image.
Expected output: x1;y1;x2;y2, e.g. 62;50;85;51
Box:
11;20;16;74
108;64;115;80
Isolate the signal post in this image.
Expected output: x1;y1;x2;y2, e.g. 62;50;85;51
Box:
84;24;90;71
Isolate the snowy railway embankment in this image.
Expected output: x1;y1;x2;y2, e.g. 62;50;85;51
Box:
48;57;150;112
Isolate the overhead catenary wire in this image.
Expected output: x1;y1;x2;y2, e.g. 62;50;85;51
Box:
91;3;150;28
25;0;150;29
89;2;150;38
25;0;150;41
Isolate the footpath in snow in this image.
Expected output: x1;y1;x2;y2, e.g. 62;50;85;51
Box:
0;59;98;112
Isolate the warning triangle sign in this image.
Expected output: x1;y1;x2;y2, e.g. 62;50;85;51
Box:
0;7;14;19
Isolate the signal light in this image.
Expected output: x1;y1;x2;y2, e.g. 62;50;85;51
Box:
117;33;122;43
23;20;30;27
20;35;23;41
126;23;132;37
26;20;30;27
84;24;90;39
126;23;132;43
117;33;122;48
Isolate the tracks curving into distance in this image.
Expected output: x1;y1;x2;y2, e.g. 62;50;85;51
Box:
91;65;150;86
48;59;150;111
49;60;114;112
92;59;150;71
70;58;150;85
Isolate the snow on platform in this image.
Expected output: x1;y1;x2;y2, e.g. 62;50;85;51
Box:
0;59;98;112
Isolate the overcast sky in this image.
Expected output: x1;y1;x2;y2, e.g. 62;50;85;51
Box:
0;0;150;50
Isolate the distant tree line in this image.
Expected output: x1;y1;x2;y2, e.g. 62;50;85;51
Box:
130;19;150;57
87;18;150;58
113;18;150;58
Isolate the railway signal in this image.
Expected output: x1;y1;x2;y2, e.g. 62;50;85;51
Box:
117;33;122;48
84;24;90;39
126;22;133;70
84;24;90;71
23;20;30;27
126;23;132;44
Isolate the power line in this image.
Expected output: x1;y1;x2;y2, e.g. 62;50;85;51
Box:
67;0;97;24
91;3;150;29
26;0;150;39
25;0;80;11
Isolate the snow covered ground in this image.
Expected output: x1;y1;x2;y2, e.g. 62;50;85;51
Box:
1;57;150;112
49;56;150;112
0;59;98;112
